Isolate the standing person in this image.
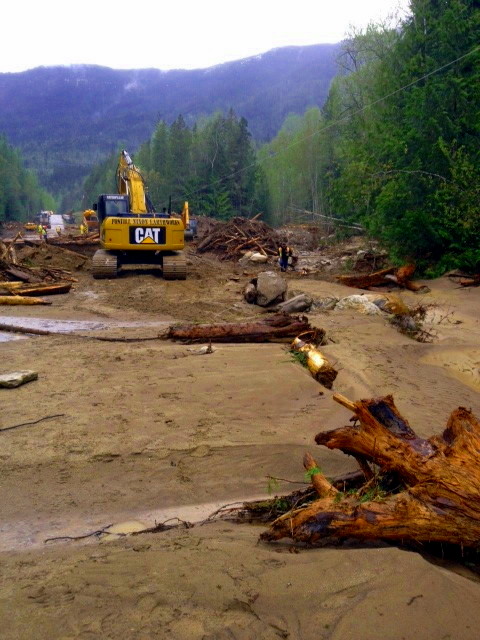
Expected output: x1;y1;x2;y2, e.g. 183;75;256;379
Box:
278;242;292;272
37;224;44;242
42;226;48;243
79;223;86;235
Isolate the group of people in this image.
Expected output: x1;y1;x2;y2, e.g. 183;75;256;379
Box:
37;224;48;242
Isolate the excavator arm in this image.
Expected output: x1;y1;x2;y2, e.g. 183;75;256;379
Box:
116;150;155;215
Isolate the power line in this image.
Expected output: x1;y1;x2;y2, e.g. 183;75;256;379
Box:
179;42;480;201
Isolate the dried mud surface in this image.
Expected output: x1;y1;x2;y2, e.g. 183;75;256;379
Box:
1;251;480;639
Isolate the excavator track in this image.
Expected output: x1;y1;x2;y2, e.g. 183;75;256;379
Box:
163;253;187;280
92;250;119;279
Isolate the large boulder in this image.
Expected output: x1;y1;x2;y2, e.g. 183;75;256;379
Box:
255;271;287;307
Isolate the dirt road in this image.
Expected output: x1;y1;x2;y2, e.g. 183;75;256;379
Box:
1;254;479;639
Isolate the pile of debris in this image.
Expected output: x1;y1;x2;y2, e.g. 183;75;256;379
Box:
0;236;76;305
196;216;279;260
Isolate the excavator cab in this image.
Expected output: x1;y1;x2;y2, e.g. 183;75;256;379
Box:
95;195;130;221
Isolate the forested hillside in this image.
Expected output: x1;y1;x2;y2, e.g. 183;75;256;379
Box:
0;137;55;222
261;0;480;273
0;44;338;206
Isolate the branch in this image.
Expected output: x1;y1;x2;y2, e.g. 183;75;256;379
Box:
0;414;66;433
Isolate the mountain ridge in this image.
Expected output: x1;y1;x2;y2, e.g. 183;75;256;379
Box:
0;43;340;202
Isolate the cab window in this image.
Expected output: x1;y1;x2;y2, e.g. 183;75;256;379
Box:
106;200;128;216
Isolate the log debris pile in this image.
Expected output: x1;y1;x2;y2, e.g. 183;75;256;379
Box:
337;264;429;293
261;393;480;548
196;216;279;260
48;231;99;247
164;313;317;343
0;237;75;304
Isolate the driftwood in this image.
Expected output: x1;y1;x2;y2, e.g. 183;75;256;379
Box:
0;322;51;335
337;264;429;292
165;313;316;343
262;394;480;547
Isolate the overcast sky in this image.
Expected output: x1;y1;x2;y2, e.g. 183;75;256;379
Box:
2;0;410;73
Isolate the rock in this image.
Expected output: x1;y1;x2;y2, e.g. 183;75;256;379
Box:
248;252;269;263
315;296;339;311
336;295;383;316
273;293;313;313
243;281;257;304
255;271;287;307
0;370;38;388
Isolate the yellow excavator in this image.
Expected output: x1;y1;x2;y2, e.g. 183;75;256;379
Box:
91;150;187;279
83;209;99;233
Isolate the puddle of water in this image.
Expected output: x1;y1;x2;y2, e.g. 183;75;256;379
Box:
1;496;268;553
0;331;28;343
0;316;170;337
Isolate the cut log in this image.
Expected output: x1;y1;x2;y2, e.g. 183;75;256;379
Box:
0;295;51;305
0;281;24;291
164;313;316;343
291;333;337;388
261;394;480;547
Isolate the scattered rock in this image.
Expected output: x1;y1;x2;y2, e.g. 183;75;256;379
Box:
0;370;38;388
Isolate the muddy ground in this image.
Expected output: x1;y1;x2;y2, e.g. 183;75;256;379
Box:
1;246;480;639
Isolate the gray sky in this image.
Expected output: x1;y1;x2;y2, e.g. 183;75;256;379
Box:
2;0;410;73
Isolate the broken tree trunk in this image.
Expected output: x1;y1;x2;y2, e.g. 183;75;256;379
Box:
164;313;317;343
262;393;480;547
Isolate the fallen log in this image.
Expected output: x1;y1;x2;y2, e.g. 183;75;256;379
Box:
337;264;428;292
0;295;51;305
8;282;73;296
261;394;480;547
336;267;395;289
164;313;316;343
460;275;480;287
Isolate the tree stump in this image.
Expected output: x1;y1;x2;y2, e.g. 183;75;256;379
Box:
261;393;480;547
